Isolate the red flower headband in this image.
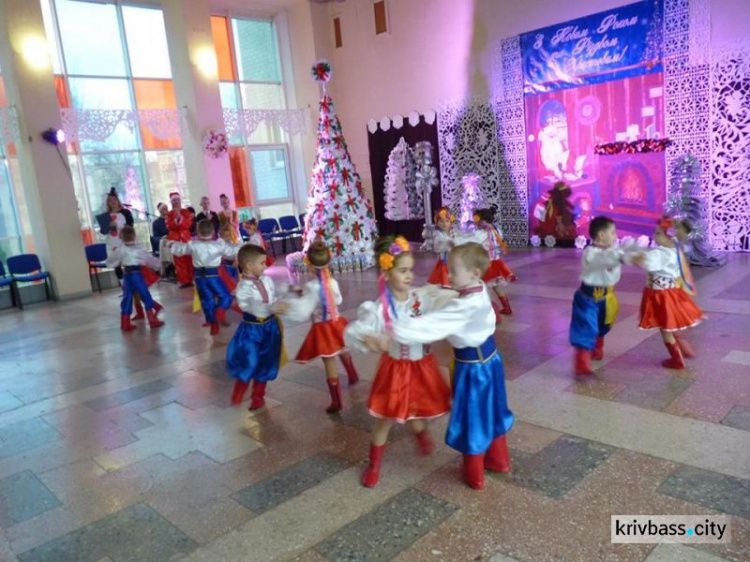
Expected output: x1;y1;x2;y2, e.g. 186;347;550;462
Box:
658;216;677;238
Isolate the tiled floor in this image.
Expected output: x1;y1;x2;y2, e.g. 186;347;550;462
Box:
0;248;748;561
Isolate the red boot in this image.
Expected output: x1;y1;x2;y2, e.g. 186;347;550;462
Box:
662;341;685;369
339;353;359;385
326;379;343;413
147;309;164;329
216;307;230;326
574;348;593;375
361;443;385;488
462;454;485;490
498;295;513;316
231;381;249;405
209;322;220;335
414;430;433;456
152;301;163;317
592;336;604;360
249;381;267;411
121;315;137;332
675;335;695;359
132;301;145;321
491;301;503;325
484;435;511;473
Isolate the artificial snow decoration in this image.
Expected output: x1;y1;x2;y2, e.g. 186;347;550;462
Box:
637;235;650;248
530;235;542;247
574;235;587;249
299;66;378;270
384;138;416;221
202;129;227;158
544;235;556;248
620;236;635;248
458;173;487;231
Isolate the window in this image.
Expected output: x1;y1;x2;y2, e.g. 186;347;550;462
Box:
43;0;185;244
212;15;294;218
333;17;343;48
374;1;388;35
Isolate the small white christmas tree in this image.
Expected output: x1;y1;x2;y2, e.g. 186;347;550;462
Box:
302;60;378;267
384;137;415;221
458;173;487;230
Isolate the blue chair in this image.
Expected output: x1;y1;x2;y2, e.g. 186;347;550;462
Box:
0;261;18;309
278;215;303;252
7;254;55;310
257;218;283;257
84;243;108;293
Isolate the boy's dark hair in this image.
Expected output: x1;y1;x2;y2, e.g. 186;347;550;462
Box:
187;206;195;214
307;239;331;267
237;244;266;271
245;218;257;227
120;225;136;243
476;208;495;224
589;216;615;240
197;219;214;238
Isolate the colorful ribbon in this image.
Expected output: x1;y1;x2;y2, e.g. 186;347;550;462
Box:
315;266;339;321
377;273;399;332
675;242;697;296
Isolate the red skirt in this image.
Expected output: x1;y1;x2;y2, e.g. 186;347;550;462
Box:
483;258;517;283
368;354;451;423
639;287;705;331
295;316;349;362
427;260;450;286
141;267;160;287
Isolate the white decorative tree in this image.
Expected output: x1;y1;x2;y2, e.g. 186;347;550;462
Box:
384;137;414;221
458;172;487;231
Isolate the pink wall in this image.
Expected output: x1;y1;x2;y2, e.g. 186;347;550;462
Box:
319;0;750;196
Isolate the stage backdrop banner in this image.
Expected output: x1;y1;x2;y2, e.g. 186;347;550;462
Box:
521;0;663;94
522;0;666;242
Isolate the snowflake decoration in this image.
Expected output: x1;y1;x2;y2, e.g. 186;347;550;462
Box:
544;235;556;248
530;235;542;247
574;235;587;249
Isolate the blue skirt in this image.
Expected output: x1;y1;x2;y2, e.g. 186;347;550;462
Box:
226;314;285;383
447;337;514;455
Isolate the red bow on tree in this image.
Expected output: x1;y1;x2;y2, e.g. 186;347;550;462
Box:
341;168;351;185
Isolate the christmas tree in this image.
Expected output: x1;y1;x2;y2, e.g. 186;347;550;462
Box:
664;154;726;266
458;173;487;231
301;60;378;269
384;137;415;221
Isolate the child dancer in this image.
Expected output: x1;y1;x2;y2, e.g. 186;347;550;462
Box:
244;219;275;267
636;216;705;369
218;224;239;293
390;242;513;490
569;216;639;375
106;226;165;331
456;209;516;321
226;244;288;410
282;239;359;413
427;207;455;287
170;219;241;335
345;236;452;488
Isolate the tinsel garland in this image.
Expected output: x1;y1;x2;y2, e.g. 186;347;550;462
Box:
594;138;672;155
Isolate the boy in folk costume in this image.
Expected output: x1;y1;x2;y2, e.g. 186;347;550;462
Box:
391;243;514;490
427;207;456;287
166;191;194;287
569;216;642;375
243;219;275;267
226;244;288;410
106;226;165;332
345;236;452;488
281;239;360;413
635;216;705;369
170;219;241;335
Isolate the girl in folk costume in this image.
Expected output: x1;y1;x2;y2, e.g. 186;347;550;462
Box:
282;239;360;413
345;236;452;488
427;207;456;287
636;216;705;369
243;218;275;267
226;244;288;410
218;193;240;244
456;208;516;321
